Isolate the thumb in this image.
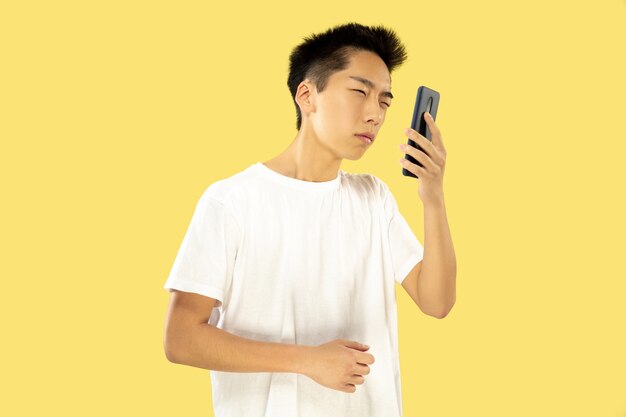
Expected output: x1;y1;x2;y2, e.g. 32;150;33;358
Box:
344;340;370;351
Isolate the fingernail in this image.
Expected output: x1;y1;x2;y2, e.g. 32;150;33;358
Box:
404;128;411;135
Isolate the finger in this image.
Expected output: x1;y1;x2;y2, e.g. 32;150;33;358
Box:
350;374;365;385
354;363;370;375
404;128;437;159
357;352;375;365
400;142;427;166
400;145;436;173
424;112;446;152
400;156;427;178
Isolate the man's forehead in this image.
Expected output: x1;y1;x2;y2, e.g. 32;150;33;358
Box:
347;75;391;89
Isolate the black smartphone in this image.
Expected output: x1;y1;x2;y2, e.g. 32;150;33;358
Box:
402;86;440;178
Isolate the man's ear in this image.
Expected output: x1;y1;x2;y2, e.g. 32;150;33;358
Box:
295;79;316;116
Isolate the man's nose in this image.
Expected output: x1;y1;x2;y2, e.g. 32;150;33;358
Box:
364;102;383;125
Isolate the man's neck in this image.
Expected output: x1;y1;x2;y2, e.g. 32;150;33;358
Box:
262;134;341;182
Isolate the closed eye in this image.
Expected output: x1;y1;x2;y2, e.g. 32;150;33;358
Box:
352;89;391;108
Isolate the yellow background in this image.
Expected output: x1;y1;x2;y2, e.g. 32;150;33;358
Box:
2;1;625;415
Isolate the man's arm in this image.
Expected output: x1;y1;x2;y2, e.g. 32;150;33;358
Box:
164;289;312;373
401;199;456;318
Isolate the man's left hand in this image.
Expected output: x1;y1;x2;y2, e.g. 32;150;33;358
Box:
398;112;448;205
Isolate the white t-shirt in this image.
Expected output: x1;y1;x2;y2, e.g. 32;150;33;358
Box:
164;161;424;417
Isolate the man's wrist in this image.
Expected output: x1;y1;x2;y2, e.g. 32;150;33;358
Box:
292;344;314;376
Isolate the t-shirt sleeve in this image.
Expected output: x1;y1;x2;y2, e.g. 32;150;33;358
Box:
163;190;241;308
381;182;424;285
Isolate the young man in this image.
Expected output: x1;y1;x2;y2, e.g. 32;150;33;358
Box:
163;22;456;417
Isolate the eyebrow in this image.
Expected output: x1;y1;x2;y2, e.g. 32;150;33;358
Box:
348;76;394;100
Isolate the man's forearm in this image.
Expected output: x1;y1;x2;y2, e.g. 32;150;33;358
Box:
166;323;312;375
418;198;457;316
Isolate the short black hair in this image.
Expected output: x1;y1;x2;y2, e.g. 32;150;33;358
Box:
287;22;408;130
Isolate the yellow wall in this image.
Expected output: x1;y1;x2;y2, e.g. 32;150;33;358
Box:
2;1;625;415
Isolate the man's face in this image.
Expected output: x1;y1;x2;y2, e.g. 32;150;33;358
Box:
307;50;393;160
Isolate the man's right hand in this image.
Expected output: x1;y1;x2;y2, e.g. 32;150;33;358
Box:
302;339;375;394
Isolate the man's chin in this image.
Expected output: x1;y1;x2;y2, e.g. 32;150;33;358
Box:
342;151;366;162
